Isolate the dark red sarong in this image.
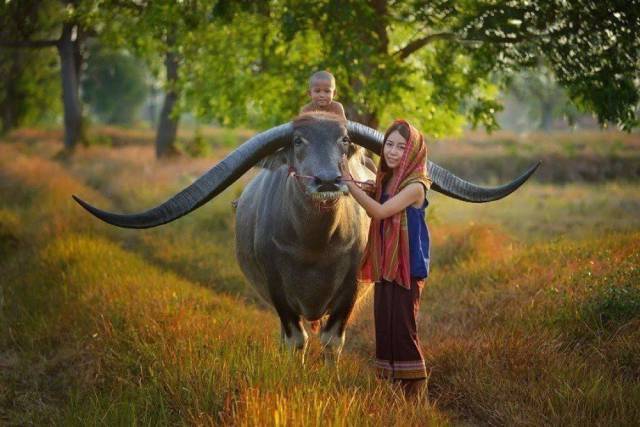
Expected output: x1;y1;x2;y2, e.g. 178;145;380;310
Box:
374;278;427;380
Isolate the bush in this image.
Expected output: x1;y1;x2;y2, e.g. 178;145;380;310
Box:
178;128;211;158
581;284;640;330
0;209;20;256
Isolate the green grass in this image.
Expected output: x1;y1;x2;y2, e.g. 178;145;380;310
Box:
418;231;640;425
1;132;639;425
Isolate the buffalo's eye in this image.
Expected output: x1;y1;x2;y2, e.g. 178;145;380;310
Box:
342;136;350;144
293;136;303;146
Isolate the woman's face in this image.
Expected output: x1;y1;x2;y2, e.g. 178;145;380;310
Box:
383;130;407;170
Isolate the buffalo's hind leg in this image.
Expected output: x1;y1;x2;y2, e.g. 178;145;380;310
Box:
320;274;358;365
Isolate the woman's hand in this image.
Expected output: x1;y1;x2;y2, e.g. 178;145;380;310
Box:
361;180;376;194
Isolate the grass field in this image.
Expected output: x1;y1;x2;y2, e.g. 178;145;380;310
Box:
1;129;639;425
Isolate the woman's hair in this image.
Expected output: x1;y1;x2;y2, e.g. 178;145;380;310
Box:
383;121;410;142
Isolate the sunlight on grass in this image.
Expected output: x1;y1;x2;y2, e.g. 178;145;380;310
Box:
1;142;447;425
1;134;639;425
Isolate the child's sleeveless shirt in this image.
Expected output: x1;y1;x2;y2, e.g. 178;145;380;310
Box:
380;193;430;279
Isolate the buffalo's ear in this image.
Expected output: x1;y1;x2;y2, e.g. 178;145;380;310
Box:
256;146;290;170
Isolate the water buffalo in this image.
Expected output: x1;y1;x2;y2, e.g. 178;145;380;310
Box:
73;113;538;360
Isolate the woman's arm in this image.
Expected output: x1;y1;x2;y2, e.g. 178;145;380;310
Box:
340;154;424;220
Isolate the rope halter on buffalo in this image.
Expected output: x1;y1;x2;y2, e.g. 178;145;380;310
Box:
287;166;371;211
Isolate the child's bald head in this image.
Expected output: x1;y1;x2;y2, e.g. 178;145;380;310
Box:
309;71;336;90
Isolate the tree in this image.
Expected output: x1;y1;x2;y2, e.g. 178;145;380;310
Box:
82;45;149;125
95;1;200;156
0;0;95;150
0;0;60;134
182;0;639;134
3;0;200;154
0;42;60;134
455;0;640;131
504;69;579;131
97;0;263;157
3;0;638;149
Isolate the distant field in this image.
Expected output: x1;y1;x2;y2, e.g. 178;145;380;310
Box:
431;129;640;183
7;126;640;182
1;130;639;425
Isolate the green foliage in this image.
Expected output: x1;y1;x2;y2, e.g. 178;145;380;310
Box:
504;68;580;131
176;127;211;158
0;48;61;132
2;0;640;143
82;45;149;125
178;0;639;133
179;7;317;129
0;0;62;132
456;0;640;130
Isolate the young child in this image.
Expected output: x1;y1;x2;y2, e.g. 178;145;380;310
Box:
300;70;346;119
301;70;377;174
340;119;431;398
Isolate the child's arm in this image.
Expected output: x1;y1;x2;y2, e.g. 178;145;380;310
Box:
300;103;313;114
340;154;423;220
333;102;346;119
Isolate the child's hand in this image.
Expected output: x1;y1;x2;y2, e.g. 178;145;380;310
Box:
340;154;352;180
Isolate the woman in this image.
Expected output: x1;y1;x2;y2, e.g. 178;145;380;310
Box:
340;119;431;397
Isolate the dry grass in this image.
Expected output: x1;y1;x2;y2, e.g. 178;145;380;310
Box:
421;230;640;425
433;129;640;157
1;130;639;425
429;129;640;184
0;141;446;425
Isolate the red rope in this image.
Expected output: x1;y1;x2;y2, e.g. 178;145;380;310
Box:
288;167;370;186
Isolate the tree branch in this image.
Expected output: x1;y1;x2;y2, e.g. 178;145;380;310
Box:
460;32;534;45
393;32;457;59
393;22;571;60
106;0;145;13
0;39;59;48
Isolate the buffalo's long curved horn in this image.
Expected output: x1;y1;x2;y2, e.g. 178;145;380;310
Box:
347;121;540;202
73;123;293;229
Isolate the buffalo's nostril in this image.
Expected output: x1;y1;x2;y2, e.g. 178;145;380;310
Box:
313;173;343;192
318;184;340;192
315;173;341;185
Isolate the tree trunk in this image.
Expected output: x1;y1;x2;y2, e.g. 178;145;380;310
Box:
1;52;22;134
57;23;83;151
540;100;554;132
155;48;180;158
343;0;387;130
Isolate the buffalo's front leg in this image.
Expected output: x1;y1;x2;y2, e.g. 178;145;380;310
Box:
267;277;309;354
321;273;358;364
279;313;308;351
